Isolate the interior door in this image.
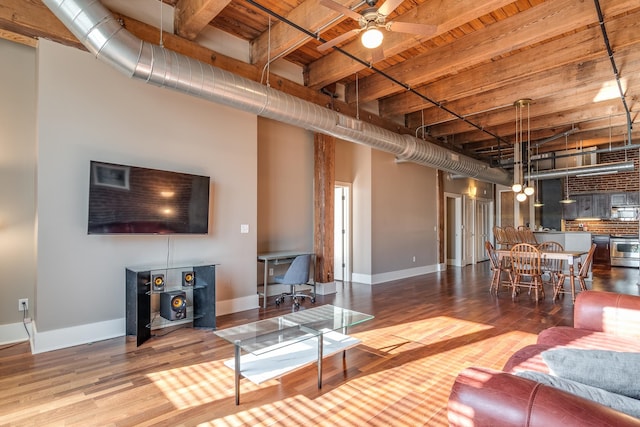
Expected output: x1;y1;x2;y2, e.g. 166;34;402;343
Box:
463;196;475;265
334;183;351;282
475;200;493;262
445;194;463;266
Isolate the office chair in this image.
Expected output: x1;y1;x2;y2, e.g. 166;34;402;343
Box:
274;254;314;308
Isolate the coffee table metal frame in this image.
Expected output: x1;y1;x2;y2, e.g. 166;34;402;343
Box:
215;305;373;404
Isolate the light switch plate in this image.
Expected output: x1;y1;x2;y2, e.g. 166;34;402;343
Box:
240;224;249;234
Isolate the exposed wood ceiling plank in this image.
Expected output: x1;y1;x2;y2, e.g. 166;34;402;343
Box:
174;0;232;40
345;0;639;105
381;9;640;118
305;0;518;89
408;46;640;136
250;0;353;66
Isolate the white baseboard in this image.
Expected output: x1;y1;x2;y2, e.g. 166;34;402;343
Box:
215;294;259;316
315;281;336;295
0;321;33;347
352;263;441;285
32;318;125;354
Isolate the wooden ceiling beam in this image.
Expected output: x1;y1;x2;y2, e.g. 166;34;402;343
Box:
305;0;517;89
345;0;639;105
381;9;640;117
250;0;353;66
0;0;80;49
174;0;232;40
406;46;640;134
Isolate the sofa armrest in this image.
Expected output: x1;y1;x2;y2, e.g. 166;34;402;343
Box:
574;291;640;338
447;367;640;427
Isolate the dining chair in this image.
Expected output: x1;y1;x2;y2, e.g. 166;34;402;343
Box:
553;243;596;301
537;241;564;288
518;227;538;245
510;243;545;300
486;241;513;294
503;226;520;246
493;226;509;248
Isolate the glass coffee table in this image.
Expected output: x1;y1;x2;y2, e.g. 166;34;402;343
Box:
215;305;373;404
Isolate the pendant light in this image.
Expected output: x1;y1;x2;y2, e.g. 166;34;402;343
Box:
559;133;576;204
513;99;533;201
533;144;544;207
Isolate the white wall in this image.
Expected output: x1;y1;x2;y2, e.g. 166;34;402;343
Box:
32;40;257;352
0;39;37;343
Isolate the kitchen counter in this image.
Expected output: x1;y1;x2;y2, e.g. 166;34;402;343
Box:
533;231;592;252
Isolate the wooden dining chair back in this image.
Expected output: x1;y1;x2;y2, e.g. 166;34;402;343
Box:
537;241;564;286
485;241;512;294
503;226;520;246
493;226;509;248
518;227;538;245
510;243;545;300
553;243;597;301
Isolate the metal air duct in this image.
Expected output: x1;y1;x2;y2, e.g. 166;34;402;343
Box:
526;161;635;180
42;0;511;186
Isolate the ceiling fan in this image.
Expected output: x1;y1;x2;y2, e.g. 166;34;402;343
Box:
318;0;436;59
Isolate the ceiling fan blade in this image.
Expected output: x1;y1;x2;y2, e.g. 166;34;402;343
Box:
317;29;362;52
319;0;363;22
371;46;385;63
387;21;437;36
378;0;404;16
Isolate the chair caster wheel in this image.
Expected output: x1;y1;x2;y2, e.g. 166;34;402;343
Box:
275;299;280;306
294;302;300;309
311;297;316;303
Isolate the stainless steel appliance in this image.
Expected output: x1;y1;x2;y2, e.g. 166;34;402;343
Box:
610;236;640;267
610;206;639;221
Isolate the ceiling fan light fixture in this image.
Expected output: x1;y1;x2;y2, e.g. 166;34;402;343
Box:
361;27;383;49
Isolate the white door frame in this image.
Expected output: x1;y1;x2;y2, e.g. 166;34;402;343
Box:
334;182;351;282
444;192;463;267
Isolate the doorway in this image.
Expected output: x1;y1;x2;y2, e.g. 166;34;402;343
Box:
445;193;463;266
334;183;351;282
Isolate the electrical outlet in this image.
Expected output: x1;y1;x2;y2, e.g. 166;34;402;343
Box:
18;298;28;312
269;268;274;276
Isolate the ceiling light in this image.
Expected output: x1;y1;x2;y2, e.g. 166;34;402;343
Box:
361;27;383;49
513;99;534;200
560;133;576;204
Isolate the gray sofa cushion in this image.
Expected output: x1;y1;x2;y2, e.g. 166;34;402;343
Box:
541;349;640;399
516;371;640;418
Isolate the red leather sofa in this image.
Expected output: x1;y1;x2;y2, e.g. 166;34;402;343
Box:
448;291;640;426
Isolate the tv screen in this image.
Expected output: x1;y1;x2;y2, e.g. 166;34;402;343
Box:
88;161;210;234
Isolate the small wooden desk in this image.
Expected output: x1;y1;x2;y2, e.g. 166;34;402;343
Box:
257;251;315;309
496;249;587;303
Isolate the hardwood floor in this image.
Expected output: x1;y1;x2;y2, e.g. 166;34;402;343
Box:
1;263;638;426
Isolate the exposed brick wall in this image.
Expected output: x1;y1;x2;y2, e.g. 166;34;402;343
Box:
565;149;640;234
568;149;640;194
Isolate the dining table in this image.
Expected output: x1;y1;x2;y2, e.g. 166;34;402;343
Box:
496;248;588;303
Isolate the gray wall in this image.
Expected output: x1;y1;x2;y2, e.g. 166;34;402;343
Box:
2;39;259;351
0;39;36;340
1;34;463;349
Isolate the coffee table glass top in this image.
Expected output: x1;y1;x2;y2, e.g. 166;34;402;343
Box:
215;305;373;355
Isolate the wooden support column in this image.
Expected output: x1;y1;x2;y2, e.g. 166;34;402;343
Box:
314;133;335;283
437;170;445;265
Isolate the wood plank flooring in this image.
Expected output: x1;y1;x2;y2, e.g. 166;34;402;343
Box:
1;263;638;426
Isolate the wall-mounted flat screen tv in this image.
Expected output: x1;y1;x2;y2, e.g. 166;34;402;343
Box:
88;161;210;234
